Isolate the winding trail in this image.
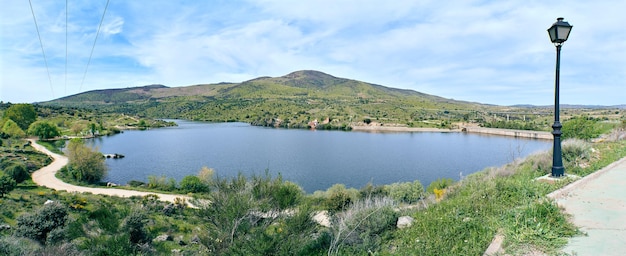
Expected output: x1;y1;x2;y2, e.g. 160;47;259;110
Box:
28;139;193;205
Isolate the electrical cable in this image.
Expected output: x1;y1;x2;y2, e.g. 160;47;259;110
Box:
28;0;55;98
79;0;110;92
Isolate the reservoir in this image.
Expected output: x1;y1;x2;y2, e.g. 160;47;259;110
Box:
86;120;552;193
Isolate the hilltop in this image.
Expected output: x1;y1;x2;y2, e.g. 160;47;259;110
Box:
40;70;500;129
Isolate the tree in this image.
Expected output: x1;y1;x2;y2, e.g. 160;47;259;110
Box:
1;119;25;138
0;175;16;198
5;164;29;183
2;104;36;130
66;139;107;183
15;202;69;244
28;121;60;139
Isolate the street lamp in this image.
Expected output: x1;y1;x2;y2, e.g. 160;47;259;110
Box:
547;17;572;177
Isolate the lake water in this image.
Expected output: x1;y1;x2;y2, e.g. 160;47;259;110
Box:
85;121;552;193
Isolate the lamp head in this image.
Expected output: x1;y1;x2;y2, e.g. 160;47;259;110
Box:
548;17;573;45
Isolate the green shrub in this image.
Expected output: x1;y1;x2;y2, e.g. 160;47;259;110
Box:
5;163;29;183
180;175;210;193
147;175;177;191
359;182;388;199
562;116;602;140
386;180;424;204
15;201;69;244
426;178;455;194
123;210;150;245
268;180;302;209
329;197;397;254
325;184;358;212
0;175;16;198
66;139;107;183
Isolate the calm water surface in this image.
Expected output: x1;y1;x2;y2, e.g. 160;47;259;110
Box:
86;121;551;193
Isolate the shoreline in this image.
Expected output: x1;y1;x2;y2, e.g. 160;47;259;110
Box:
350;125;553;140
28;139;193;205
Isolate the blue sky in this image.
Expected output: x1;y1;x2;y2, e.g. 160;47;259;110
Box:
1;0;624;105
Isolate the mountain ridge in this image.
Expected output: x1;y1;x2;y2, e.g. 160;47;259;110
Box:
39;70;622;129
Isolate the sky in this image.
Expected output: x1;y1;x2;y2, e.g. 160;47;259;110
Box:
1;1;624;106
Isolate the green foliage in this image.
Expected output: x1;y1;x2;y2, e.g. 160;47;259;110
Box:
0;175;17;197
386;180;424;204
198;173;319;255
562;116;602;140
359;182;388;199
66;139;107;183
15;201;69;245
426;178;455;194
324;184;358;212
504;200;578;251
147;175;177;191
329;197;398;254
5;163;29;183
180;175;210;193
272;180;304;210
123;209;151;245
28;121;61;139
1;119;26;138
481;120;538;130
2;103;36;130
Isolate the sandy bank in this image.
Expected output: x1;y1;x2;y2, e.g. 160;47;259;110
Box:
28;139;193;205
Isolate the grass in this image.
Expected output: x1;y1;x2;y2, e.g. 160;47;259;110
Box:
386;138;626;255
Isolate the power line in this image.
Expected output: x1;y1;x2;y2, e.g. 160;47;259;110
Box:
79;0;110;92
28;0;54;98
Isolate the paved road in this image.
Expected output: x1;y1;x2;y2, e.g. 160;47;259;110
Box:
548;157;626;256
29;139;193;205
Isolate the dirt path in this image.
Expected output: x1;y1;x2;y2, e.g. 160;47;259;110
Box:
28;139;193;205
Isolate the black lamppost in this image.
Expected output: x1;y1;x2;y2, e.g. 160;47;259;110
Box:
547;17;573;177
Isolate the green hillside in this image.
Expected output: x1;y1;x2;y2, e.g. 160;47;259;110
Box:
40;70;512;129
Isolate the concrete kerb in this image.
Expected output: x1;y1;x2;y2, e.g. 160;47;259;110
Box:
547;156;626;200
483;156;626;255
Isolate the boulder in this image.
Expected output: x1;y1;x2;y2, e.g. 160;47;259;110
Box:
397;216;414;229
153;234;173;242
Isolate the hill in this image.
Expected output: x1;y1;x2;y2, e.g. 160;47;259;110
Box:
39;70;552;129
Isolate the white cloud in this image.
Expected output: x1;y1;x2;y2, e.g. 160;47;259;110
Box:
1;0;625;105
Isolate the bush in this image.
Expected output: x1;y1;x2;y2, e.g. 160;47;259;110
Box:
426;178;455;194
66;139;107;183
386;180;424;204
325;184;358;212
359;182;388;199
0;175;16;198
147;175;177;191
28;121;61;139
329;197;398;254
123;210;150;245
5;163;29;183
272;180;304;210
562;116;601;140
180;175;210;193
15;202;69;244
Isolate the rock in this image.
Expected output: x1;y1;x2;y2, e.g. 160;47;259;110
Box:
0;224;11;230
175;236;187;246
190;235;201;244
44;199;54;205
312;211;331;227
153;234;173;242
397;216;414;229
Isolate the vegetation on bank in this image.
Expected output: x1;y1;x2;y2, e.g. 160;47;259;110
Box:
1;123;625;254
1;99;625;254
